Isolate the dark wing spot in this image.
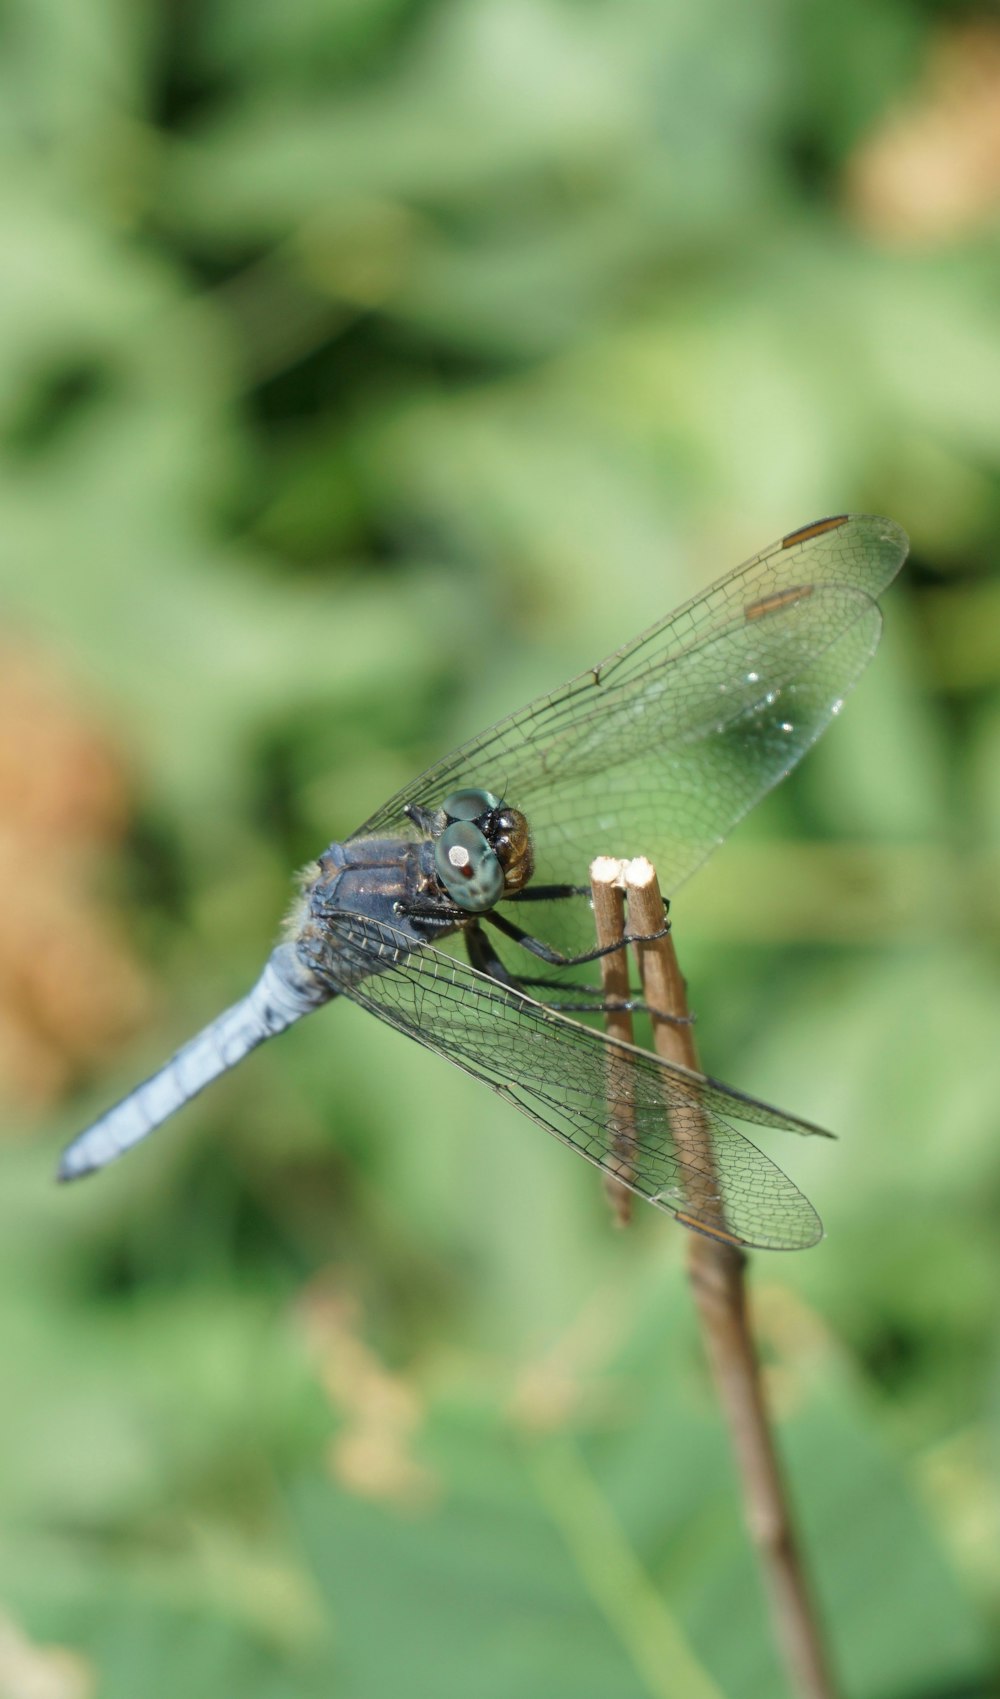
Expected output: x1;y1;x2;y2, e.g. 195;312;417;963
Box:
744;584;814;622
781;515;850;549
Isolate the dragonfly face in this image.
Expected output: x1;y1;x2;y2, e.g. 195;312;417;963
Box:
298;790;537;963
59;513;909;1250
428;789;535;912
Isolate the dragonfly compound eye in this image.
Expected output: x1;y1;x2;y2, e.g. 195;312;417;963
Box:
434;820;505;911
440;788;502;824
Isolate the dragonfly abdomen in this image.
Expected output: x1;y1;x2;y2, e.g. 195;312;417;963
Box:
58;944;329;1181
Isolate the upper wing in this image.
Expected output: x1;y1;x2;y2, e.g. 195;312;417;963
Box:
310;912;831;1251
354;517;907;941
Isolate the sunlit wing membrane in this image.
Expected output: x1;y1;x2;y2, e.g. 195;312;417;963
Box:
354;516;907;956
308;913;831;1251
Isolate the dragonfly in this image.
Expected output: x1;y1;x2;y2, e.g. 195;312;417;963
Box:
59;513;907;1250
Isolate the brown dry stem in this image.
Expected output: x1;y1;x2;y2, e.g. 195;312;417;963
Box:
591;856;637;1226
588;856;836;1699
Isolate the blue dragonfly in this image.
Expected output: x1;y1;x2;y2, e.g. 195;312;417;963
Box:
59;514;907;1250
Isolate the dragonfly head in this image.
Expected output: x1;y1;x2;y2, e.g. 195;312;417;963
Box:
433;788;534;912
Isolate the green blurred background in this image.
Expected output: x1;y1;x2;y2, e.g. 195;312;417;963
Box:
0;3;998;1695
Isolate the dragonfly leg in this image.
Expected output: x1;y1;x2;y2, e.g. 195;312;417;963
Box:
395;887;600;935
464;921;527;989
464;922;690;1023
466;922;625;1012
508;887;670;927
483;906;671;968
391;899;463;934
505;883;592;902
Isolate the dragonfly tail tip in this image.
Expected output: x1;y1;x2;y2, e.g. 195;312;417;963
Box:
56;1147;95;1183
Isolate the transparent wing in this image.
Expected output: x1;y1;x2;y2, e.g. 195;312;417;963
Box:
354;515;907;954
312;913;831;1251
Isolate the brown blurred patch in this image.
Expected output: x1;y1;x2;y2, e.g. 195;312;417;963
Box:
847;20;1000;244
297;1274;438;1510
0;645;150;1113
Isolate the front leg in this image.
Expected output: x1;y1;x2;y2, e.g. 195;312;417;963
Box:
483;906;671;968
391;897;466;939
505;882;591;903
464;921;688;1022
